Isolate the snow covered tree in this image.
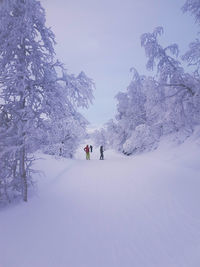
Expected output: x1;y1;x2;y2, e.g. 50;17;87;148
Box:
0;0;94;203
106;69;146;152
107;24;200;155
141;27;200;129
182;0;200;24
106;71;162;154
104;119;123;150
91;128;108;149
182;1;200;73
121;75;164;154
43;112;88;158
141;27;196;95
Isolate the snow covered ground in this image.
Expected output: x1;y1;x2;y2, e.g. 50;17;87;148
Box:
1;130;200;267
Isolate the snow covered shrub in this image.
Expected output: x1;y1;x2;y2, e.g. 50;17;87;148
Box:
123;124;161;155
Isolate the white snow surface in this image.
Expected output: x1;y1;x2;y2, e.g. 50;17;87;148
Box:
1;131;200;267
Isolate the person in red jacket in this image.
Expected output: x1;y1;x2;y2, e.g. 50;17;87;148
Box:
84;145;90;160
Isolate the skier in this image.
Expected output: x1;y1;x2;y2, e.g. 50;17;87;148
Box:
84;145;90;160
100;145;104;160
90;145;93;153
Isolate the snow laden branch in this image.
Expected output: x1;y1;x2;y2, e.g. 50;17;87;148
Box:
182;0;200;74
61;70;94;109
141;27;195;96
182;0;200;25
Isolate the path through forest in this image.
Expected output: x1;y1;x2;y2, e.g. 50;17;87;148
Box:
0;141;200;267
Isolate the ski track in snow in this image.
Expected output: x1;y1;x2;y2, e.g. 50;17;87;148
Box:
0;141;200;267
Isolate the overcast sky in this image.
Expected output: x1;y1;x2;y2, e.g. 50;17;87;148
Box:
41;0;198;126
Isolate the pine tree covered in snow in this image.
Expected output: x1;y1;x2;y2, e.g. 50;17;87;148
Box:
0;0;94;203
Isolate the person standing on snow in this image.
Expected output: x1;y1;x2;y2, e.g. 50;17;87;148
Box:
84;145;90;160
100;145;104;160
90;145;93;153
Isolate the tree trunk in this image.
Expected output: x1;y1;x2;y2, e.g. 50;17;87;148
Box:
20;147;27;202
3;180;10;203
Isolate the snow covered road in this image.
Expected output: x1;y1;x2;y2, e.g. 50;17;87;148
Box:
0;140;200;267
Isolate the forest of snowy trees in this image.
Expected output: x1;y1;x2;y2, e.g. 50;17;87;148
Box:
1;0;200;204
94;0;200;155
0;0;94;203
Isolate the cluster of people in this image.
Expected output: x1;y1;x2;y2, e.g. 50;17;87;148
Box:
84;145;104;160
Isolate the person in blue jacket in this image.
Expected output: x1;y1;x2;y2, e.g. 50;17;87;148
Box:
100;145;104;160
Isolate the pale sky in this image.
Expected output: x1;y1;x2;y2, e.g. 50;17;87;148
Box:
41;0;198;126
